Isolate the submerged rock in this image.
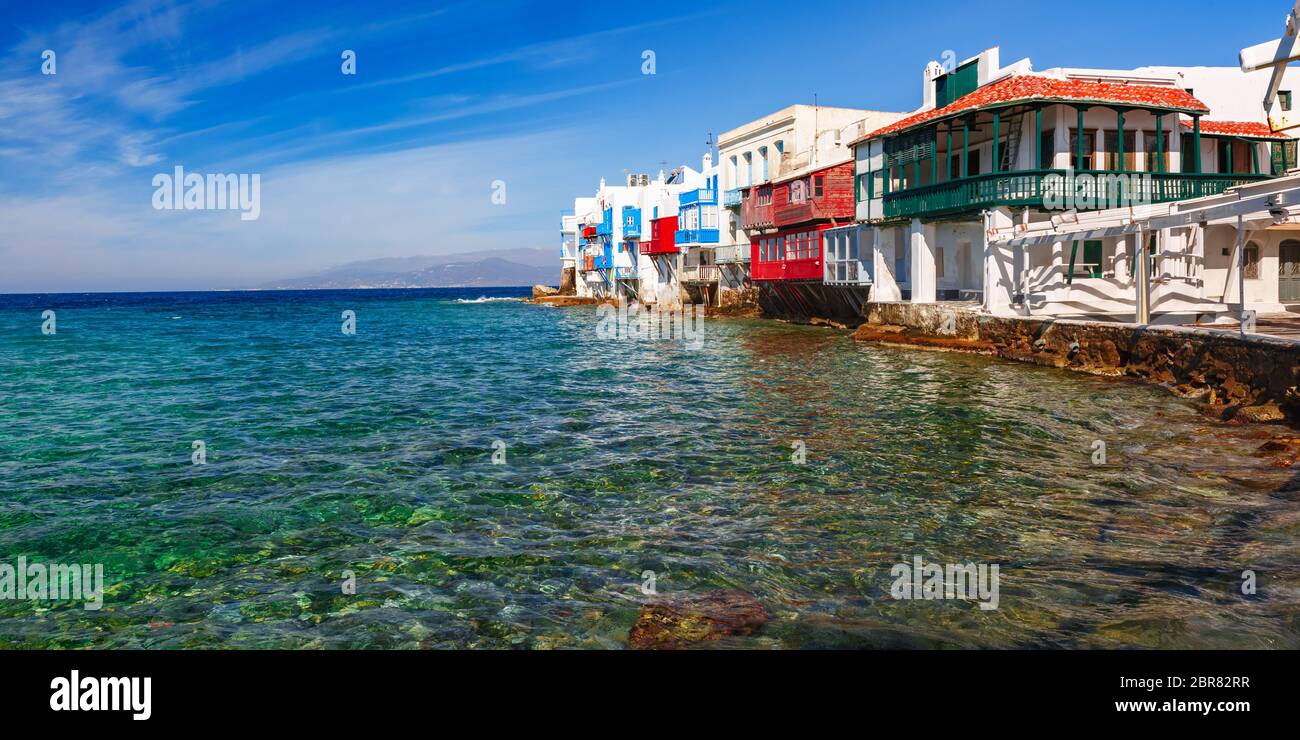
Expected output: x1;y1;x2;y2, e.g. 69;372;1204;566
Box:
628;590;768;649
1231;403;1286;424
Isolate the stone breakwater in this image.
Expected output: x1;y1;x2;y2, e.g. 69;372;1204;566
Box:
853;302;1300;426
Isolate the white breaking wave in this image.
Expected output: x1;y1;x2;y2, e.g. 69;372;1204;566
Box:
453;296;525;304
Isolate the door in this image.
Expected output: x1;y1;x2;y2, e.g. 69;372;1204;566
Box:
1083;240;1103;279
1280;240;1300;302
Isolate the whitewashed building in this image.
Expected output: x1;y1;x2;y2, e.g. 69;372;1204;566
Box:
850;47;1300;322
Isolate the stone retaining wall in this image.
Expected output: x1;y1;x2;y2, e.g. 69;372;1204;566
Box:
856;303;1300;424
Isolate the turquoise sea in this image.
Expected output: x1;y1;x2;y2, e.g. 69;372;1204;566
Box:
1;287;1297;648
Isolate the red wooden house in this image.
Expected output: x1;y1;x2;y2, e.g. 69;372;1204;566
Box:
639;216;679;255
750;161;856;282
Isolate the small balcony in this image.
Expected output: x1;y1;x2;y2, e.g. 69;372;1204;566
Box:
722;188;744;208
681;264;720;283
678;188;717;206
741;194;774;230
713;244;750;264
614;265;638;279
621;206;641;239
591;244;614;269
774;197;847;228
675;228;720;245
581;225;598;239
640;241;677;255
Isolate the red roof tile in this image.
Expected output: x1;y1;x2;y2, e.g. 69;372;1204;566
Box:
851;74;1210;145
1179;119;1290;140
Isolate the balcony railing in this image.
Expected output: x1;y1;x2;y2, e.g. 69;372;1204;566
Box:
741;194;774;230
681;264;720;283
640;240;678;255
674;228;720;245
614;265;638;279
713;244;750;263
679;188;717;206
722;188;744;208
882;169;1272;220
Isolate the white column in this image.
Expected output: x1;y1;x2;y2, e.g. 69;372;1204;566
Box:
871;226;902;302
1169;115;1182;173
1114;235;1131;284
1049;239;1066;302
1054;106;1070;169
983;208;1016;315
910;219;937;302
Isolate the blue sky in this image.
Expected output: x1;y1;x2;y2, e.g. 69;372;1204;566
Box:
0;0;1287;292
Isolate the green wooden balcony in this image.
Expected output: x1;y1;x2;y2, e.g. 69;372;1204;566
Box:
881;169;1272;220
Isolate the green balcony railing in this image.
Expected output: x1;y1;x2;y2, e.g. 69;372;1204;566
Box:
882;169;1272;220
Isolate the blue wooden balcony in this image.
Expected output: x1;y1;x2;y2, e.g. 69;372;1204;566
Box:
722;188;744;208
596;207;613;236
592;244;614;269
614;265;638;279
678;188;717;206
621;206;641;239
674;228;720;245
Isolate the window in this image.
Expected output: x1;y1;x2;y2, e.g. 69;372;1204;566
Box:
756;186;772;206
1069;129;1095;170
813;175;825;197
728;156;738;187
1244;242;1261;279
1099;130;1137;170
1038;129;1054;168
758;146;769;181
1144;131;1171;171
743;152;753;186
789;179;808;203
1271;140;1298;174
1284;91;1294;112
701;206;718;229
935;247;945;279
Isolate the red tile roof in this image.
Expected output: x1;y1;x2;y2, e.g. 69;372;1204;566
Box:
851;74;1210;146
1179;119;1290;140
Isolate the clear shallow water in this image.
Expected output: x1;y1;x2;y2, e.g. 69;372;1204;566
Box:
1;287;1298;649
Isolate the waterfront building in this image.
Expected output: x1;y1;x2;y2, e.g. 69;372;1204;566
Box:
571;196;601;299
850;47;1300;322
675;151;722;306
719;105;907;310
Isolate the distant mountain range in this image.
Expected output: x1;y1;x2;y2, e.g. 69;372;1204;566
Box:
257;248;558;289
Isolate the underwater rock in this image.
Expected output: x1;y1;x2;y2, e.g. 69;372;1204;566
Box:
1231;403;1285;424
628;590;768;649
